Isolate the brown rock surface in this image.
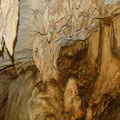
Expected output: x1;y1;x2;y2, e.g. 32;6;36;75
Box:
0;0;120;120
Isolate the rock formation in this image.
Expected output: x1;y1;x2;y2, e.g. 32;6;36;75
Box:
0;0;120;120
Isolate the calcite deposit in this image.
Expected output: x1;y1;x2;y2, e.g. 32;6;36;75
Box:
0;0;120;120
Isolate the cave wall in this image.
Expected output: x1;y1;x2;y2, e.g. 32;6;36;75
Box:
0;0;120;120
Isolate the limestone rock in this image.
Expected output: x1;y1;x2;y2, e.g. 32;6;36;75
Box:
4;65;63;120
0;0;18;55
0;0;120;120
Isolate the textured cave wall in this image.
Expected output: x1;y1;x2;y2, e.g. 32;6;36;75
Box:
0;61;34;119
31;0;120;119
0;0;120;120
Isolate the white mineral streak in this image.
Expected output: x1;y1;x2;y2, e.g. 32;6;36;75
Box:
42;0;99;45
104;0;120;5
0;0;18;55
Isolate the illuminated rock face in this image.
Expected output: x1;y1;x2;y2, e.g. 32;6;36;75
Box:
0;0;18;55
0;0;120;120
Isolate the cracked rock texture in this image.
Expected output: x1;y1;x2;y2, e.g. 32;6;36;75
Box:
0;0;120;120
